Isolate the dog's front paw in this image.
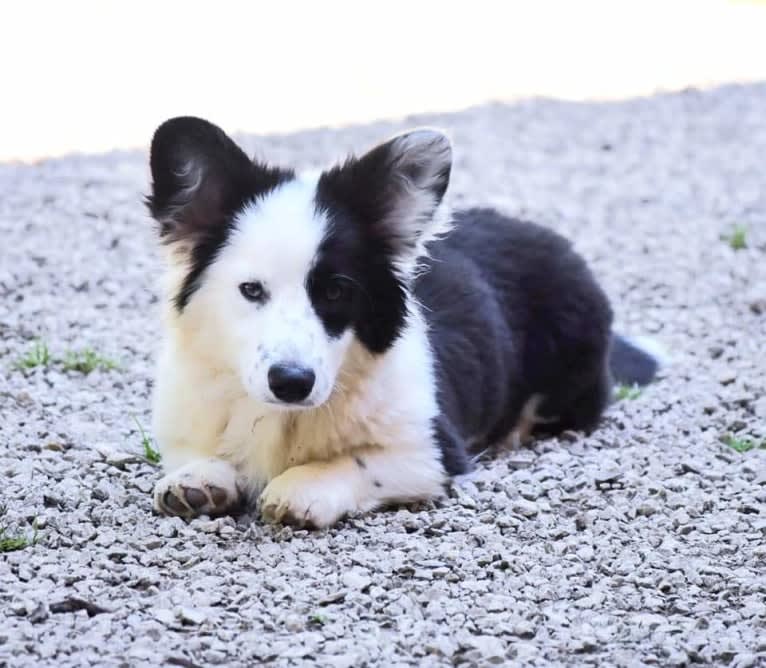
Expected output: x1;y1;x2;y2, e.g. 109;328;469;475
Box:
153;458;241;519
259;464;357;529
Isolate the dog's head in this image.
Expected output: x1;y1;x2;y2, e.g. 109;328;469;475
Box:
147;117;451;409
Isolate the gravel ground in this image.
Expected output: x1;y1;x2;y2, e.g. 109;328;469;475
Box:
1;83;765;667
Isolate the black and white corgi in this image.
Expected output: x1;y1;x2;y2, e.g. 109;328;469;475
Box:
146;117;661;528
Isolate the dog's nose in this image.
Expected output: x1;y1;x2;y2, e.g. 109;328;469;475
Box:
267;363;315;403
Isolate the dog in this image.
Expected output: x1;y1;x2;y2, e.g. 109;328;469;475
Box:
146;117;662;528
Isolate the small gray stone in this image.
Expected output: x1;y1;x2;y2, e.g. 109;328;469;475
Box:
752;397;766;419
153;609;176;626
577;545;596;562
636;502;659;517
512;498;539;517
284;613;303;632
341;570;371;591
463;635;507;663
177;607;207;625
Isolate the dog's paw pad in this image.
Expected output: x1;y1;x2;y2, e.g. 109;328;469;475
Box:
208;485;229;507
260;502;311;528
158;485;217;517
182;486;209;510
259;465;356;529
153;459;241;519
157;482;235;518
162;489;190;515
259;502;282;523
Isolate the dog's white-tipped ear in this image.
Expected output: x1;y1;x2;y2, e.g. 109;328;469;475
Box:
316;128;452;258
385;128;452;202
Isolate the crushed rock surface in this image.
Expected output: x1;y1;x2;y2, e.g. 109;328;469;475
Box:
1;83;765;667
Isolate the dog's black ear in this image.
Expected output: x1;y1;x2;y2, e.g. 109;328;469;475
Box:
147;117;291;241
317;128;452;257
147;117;251;240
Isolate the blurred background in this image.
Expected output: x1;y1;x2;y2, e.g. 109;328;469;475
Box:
1;0;765;163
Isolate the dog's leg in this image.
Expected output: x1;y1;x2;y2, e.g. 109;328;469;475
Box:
259;446;446;528
153;458;243;519
508;394;559;449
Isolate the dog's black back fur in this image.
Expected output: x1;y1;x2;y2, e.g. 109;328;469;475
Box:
418;208;617;474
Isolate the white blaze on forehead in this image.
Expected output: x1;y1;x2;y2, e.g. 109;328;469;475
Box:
219;174;326;284
188;172;348;408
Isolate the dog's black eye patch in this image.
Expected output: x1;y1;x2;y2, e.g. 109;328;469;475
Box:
323;276;353;304
307;271;356;338
309;191;409;353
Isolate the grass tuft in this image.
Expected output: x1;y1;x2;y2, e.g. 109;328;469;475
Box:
15;340;51;370
13;342;120;374
61;348;119;374
723;434;766;453
722;224;747;251
308;613;327;626
615;383;642;401
0;529;30;553
0;508;39;553
133;416;161;464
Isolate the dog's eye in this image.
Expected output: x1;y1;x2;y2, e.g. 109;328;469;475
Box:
239;281;266;302
325;279;350;303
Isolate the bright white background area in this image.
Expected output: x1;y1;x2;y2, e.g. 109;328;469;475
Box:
1;0;765;162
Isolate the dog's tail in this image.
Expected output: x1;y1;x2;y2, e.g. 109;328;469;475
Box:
608;334;668;387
